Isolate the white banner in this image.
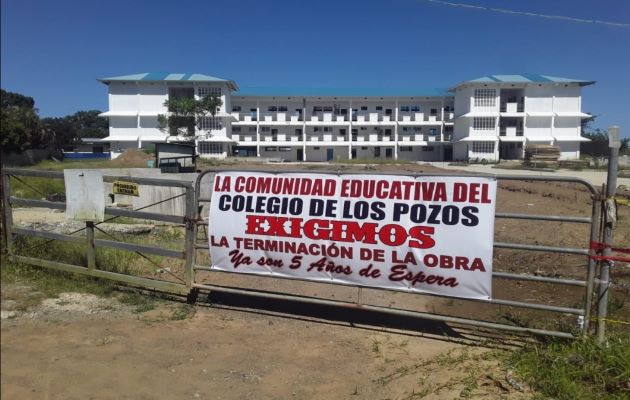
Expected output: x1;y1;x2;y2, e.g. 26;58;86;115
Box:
209;172;497;300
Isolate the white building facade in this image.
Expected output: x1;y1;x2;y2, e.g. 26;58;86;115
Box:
98;73;593;162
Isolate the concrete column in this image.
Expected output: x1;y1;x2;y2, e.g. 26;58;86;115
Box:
256;103;261;157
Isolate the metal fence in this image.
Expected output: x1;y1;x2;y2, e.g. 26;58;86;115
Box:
0;166;616;340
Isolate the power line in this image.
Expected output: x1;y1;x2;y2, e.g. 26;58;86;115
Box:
420;0;630;27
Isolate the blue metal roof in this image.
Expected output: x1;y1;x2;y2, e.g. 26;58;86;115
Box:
462;74;594;86
233;87;452;98
98;72;238;89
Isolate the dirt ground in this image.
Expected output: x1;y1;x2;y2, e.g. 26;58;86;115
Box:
1;287;534;400
2;161;629;399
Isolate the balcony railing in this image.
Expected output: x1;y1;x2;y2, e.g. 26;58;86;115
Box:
499;126;524;136
398;113;441;123
232;134;257;142
309;113;347;123
307;135;347;142
500;102;525;113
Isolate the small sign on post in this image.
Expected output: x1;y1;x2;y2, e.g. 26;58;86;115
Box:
112;180;140;197
64;170;105;222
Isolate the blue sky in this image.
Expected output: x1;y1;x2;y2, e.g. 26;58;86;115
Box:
2;0;629;136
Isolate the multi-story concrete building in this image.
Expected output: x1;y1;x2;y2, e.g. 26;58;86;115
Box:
98;73;593;162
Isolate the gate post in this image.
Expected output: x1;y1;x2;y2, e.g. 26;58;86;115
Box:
1;171;14;255
183;184;197;296
86;221;96;270
583;199;601;333
596;126;620;344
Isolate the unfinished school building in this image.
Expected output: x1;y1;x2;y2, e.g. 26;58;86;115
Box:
98;73;593;162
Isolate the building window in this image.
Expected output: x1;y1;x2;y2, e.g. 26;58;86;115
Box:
233;127;241;132
411;106;421;112
323;106;333;112
473;117;496;130
198;87;221;98
279;147;291;151
422;146;434;152
198;117;222;131
473;89;496;107
429;128;437;135
265;147;277;151
279;106;288;112
314;146;321;150
232;106;242;112
472;141;495;153
413;127;422;133
360;106;368;111
376;106;383;111
198;142;222;154
268;106;278;112
248;127;256;132
400;146;412;152
400;106;410;112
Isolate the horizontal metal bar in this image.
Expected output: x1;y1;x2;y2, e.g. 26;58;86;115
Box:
12;255;189;294
495;212;591;224
13;227;85;244
10;197;184;224
3;168;64;179
493;271;586;287
93;239;185;259
193;282;575;339
104;207;184;224
102;175;193;189
494;241;589;255
10;197;65;210
489;298;583;315
193;266;584;315
3;168;193;189
194;169;598;195
198;198;211;202
195;244;210;250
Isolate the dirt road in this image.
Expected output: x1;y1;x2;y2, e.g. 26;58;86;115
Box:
1;293;531;400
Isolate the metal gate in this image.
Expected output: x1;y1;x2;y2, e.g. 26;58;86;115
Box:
191;169;606;339
1;168;197;296
1;167;615;339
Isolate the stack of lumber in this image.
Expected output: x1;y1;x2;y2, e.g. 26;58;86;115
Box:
525;145;560;164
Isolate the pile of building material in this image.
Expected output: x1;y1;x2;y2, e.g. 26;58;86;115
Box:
525;145;560;165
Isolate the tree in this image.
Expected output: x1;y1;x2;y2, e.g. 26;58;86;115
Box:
581;116;629;157
40;116;79;150
70;110;108;139
0;89;43;153
157;94;222;138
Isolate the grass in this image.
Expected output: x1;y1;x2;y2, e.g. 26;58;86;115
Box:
10;175;65;199
507;334;630;400
27;159;118;171
1;257;115;309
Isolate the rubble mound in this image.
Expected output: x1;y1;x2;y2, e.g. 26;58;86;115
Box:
111;149;153;168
